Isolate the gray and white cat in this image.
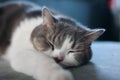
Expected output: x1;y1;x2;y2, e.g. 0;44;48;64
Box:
0;1;105;80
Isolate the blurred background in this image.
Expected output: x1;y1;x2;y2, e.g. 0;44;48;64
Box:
0;0;120;41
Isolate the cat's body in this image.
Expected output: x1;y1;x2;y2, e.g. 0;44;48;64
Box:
0;1;105;80
0;2;74;80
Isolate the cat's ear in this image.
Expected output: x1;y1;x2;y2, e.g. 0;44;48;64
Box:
82;29;105;44
42;7;55;26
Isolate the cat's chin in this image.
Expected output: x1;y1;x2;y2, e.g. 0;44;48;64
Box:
58;62;70;68
59;61;80;69
54;60;68;68
59;63;66;68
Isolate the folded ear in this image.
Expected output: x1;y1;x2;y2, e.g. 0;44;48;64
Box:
82;29;105;44
42;7;55;26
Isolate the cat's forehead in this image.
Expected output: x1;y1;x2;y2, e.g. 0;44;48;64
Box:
55;17;87;35
61;36;73;50
51;20;86;49
52;36;73;55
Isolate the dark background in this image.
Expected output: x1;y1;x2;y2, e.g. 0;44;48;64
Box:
0;0;119;41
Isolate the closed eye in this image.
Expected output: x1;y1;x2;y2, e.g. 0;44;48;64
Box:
68;50;80;54
48;41;54;50
68;51;75;53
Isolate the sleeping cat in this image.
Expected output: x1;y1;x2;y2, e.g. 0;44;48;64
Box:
0;1;105;80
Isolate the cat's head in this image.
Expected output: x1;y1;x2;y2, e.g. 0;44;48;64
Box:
31;8;105;67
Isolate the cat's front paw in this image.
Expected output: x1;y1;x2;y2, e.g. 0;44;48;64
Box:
51;70;74;80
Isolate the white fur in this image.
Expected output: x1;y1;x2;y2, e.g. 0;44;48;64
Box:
52;37;79;66
52;36;73;58
3;17;73;80
3;17;42;60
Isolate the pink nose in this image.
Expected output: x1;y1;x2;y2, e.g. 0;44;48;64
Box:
54;57;63;63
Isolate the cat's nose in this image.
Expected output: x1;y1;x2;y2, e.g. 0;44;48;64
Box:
54;57;63;63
